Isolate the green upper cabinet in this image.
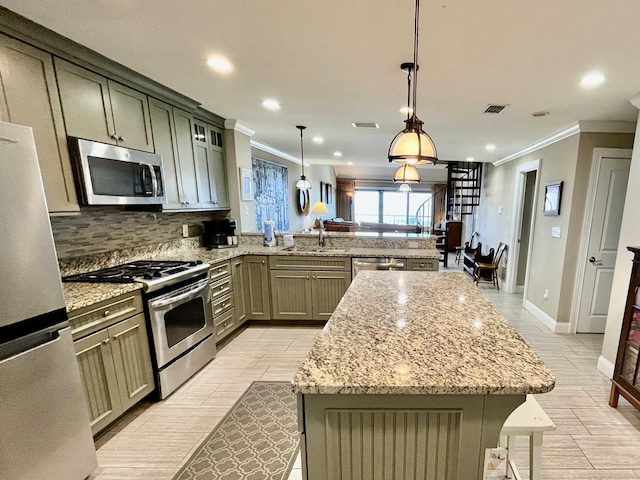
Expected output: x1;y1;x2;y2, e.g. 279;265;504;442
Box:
54;58;154;152
192;119;229;210
0;33;79;213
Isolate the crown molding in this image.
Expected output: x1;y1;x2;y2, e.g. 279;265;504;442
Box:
494;124;580;166
493;120;636;166
250;139;303;165
223;120;255;137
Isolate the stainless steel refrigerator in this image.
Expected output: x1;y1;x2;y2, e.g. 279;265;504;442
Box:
0;122;97;480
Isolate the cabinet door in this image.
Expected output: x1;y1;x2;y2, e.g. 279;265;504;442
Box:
107;80;153;152
0;35;79;212
108;313;155;412
244;256;271;320
173;108;200;208
148;97;183;209
311;271;351;320
208;124;229;208
73;328;122;435
192;120;216;209
271;270;313;320
54;57;116;145
232;258;248;325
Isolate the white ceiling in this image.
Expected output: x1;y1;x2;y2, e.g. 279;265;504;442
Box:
3;0;640;181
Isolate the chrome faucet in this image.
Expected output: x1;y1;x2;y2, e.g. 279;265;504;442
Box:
318;224;325;247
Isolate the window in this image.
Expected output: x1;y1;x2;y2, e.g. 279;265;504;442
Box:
353;189;432;227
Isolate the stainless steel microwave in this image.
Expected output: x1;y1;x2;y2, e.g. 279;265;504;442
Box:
68;138;165;206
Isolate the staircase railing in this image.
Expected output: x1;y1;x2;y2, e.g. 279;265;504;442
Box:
416;186;446;233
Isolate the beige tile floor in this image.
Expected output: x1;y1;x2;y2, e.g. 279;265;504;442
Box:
89;279;640;480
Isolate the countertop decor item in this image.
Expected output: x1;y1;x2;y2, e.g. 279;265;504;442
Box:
311;201;329;230
388;0;438;166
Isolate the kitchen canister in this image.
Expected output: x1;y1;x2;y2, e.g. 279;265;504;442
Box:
263;220;277;246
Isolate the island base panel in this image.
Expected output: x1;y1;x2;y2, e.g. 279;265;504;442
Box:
298;393;524;480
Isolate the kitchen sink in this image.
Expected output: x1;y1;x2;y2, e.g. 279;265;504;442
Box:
285;246;349;253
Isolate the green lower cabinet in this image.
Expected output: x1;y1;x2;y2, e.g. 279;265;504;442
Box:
270;270;351;320
244;256;271;320
73;313;154;435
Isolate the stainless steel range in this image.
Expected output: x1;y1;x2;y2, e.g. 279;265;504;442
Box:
64;260;215;398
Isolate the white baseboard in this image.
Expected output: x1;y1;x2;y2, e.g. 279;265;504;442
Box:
524;300;571;333
597;355;615;379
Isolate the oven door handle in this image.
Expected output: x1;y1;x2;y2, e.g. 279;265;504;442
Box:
150;288;205;309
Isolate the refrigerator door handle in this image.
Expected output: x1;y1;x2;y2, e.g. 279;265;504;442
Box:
0;329;61;363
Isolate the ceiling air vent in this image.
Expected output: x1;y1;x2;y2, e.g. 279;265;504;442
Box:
351;122;380;129
484;104;508;114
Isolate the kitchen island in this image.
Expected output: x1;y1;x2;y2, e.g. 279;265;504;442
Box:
292;271;555;480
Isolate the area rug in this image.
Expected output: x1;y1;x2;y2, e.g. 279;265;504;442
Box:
173;381;299;480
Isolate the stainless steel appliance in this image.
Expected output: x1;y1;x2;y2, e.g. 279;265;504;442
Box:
64;260;215;399
352;257;406;277
0;122;97;480
203;219;237;248
68;137;165;206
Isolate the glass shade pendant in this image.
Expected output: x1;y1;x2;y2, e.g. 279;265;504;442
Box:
393;164;421;184
296;125;312;189
388;0;438;166
398;182;412;192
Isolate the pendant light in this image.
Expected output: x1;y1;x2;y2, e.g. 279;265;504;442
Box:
295;125;312;190
393;164;421;183
388;0;438;165
398;183;412;193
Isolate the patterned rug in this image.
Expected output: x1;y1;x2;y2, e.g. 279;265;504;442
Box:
173;381;299;480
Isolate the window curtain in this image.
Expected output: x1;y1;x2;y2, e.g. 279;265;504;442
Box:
432;183;447;227
336;180;355;221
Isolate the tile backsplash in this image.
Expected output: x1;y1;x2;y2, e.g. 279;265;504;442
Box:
51;207;227;259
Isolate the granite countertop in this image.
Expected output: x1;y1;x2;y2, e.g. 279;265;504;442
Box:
292;271;556;396
62;245;440;312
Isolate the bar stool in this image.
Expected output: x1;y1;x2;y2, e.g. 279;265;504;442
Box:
484;395;555;480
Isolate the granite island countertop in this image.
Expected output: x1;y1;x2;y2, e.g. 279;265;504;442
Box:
292;271;555;396
62;245;440;312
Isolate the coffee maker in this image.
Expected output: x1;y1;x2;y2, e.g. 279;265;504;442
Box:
203;219;237;249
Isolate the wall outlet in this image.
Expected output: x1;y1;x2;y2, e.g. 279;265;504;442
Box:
543;289;549;300
182;224;201;238
182;224;189;238
498;205;504;215
551;226;561;238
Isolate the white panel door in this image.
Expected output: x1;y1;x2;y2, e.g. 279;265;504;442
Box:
577;157;631;333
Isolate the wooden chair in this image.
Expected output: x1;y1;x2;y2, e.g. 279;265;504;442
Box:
455;231;477;265
474;242;507;290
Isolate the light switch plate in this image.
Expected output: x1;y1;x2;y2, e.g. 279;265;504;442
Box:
552;226;561;238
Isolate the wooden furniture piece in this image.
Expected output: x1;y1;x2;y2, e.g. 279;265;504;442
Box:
435;231;449;266
609;246;640;412
474;242;507;290
483;395;556;480
464;243;495;279
443;221;462;252
68;291;154;435
456;231;477;265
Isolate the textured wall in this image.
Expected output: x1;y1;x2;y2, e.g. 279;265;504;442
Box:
51;207;228;259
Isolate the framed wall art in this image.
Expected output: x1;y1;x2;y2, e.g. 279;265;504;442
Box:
543;181;563;216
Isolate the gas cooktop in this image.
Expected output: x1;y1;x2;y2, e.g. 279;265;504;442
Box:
62;260;210;292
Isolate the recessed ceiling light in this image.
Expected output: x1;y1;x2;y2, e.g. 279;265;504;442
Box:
466;157;475;162
333;151;342;157
580;72;605;88
347;161;354;165
399;107;413;115
312;136;323;144
485;144;496;151
531;111;549;117
206;56;233;72
262;99;280;111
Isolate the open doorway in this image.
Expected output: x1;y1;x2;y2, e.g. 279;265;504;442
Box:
505;160;540;295
516;171;537;293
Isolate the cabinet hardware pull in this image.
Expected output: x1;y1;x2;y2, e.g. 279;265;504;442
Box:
305;276;309;280
112;335;118;340
103;339;110;344
118;136;126;142
111;134;118;140
261;260;265;264
312;276;316;280
103;310;110;317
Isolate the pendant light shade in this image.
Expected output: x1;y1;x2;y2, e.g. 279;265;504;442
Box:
398;182;412;192
296;125;312;190
388;0;438;166
393;164;421;184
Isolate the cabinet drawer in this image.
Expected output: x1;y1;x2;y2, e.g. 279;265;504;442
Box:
210;276;233;299
212;292;234;317
269;256;350;271
215;308;236;341
68;291;144;340
406;259;439;271
209;261;231;282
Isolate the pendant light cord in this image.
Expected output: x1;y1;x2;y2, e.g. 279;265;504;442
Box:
412;0;420;117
